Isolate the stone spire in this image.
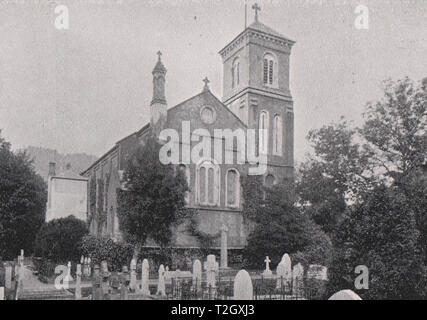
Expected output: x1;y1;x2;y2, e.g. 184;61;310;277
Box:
150;51;168;137
151;51;167;106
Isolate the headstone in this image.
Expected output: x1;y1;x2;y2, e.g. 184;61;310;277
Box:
75;264;82;300
0;287;4;300
328;289;362;300
87;257;92;277
276;253;292;290
140;259;150;295
120;266;129;300
204;255;219;288
101;261;110;298
80;256;84;264
129;258;137;291
64;261;73;284
164;266;171;285
233;269;253;300
292;263;304;298
156;264;166;296
307;264;328;281
192;259;202;291
262;256;272;277
92;265;103;300
220;224;229;268
5;266;12;289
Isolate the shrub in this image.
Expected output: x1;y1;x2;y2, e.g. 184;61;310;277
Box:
34;216;88;263
80;235;134;271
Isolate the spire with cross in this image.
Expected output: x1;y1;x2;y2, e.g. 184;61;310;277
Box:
157;50;162;61
252;3;261;22
203;77;210;91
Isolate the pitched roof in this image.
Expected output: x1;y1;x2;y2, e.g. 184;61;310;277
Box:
247;20;294;42
81;90;246;175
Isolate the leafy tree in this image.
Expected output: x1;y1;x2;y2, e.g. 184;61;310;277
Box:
34;216;88;263
242;176;332;269
360;77;426;181
329;186;426;299
117;135;190;250
297;120;371;235
0;130;47;260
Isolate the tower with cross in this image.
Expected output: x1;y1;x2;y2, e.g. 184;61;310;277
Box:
150;50;168;136
219;4;296;181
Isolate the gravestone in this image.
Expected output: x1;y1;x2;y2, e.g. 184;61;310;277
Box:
220;224;229;268
75;264;82;300
5;265;12;289
129;258;137;291
92;265;102;300
64;261;73;284
0;287;4;300
204;255;219;288
233;270;253;300
164;266;172;285
156;264;166;296
101;261;110;297
262;256;272;277
292;263;304;298
87;257;92;277
192;259;202;291
307;264;328;281
328;289;362;300
276;253;292;290
120;266;129;300
140;259;150;295
83;257;88;277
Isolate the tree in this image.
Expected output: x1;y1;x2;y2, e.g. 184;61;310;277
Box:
360;77;426;181
117;135;190;250
34;216;88;263
297;120;372;235
360;77;427;262
242;177;332;269
328;185;426;299
0;130;47;260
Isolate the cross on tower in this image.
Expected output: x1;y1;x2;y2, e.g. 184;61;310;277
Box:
203;77;210;91
157;50;162;61
252;3;261;22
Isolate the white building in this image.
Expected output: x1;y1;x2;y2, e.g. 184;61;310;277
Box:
46;162;88;222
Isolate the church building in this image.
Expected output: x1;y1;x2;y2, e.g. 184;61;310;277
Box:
82;7;295;253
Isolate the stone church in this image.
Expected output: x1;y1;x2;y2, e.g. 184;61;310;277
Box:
82;9;295;253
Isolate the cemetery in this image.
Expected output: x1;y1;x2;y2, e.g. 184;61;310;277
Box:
0;249;357;300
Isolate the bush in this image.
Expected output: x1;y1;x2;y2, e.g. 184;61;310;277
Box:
34;216;88;263
80;235;134;271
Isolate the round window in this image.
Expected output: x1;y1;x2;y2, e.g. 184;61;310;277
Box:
200;106;216;124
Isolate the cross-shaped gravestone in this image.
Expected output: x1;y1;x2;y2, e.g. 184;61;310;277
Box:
204;255;218;288
203;77;210;91
262;256;272;276
252;3;261;21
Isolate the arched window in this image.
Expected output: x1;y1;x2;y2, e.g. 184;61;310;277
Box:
273;115;283;155
178;164;190;204
226;169;240;208
259;111;269;154
232;58;240;88
263;53;277;86
197;160;220;206
265;174;275;188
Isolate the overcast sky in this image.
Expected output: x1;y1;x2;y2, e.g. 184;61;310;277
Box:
0;0;426;162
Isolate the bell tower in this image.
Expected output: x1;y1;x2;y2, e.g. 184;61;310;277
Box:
219;4;296;179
